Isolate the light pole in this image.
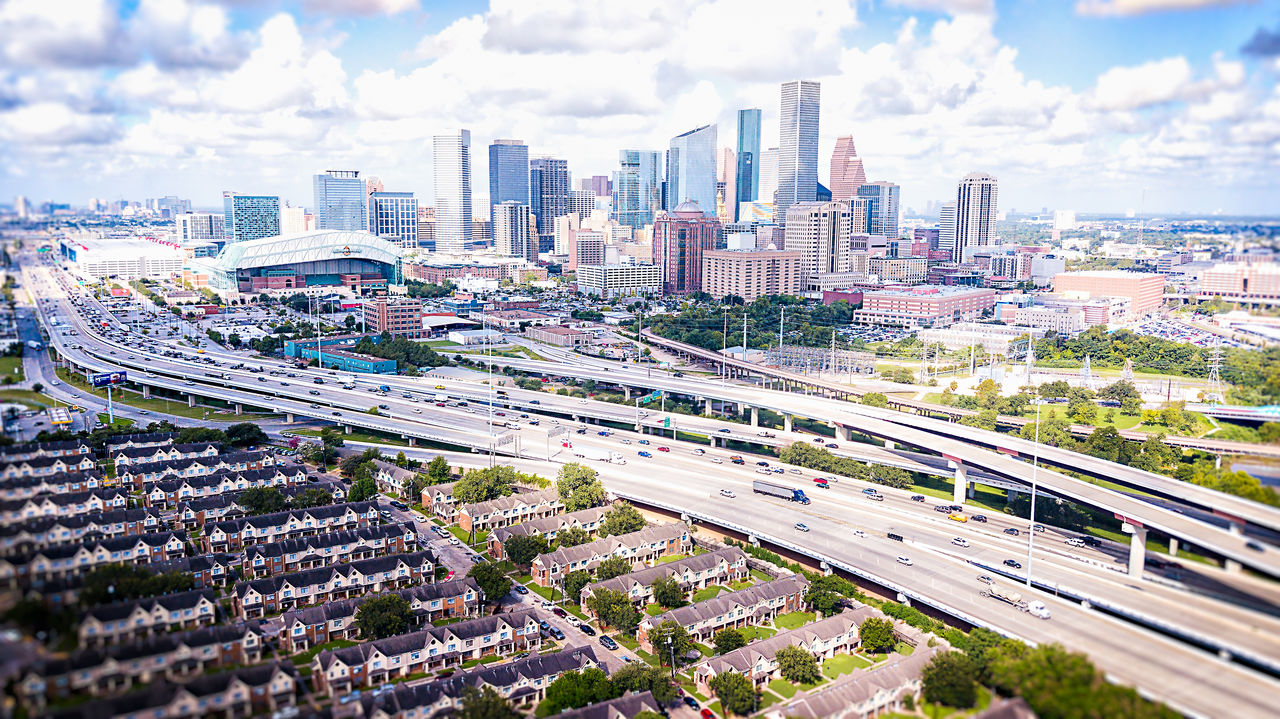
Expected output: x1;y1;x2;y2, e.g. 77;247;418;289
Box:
666;636;676;679
1026;394;1042;588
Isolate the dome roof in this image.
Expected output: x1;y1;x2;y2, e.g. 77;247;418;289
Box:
672;199;703;214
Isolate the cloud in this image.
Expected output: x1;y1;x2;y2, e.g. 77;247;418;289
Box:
303;0;420;15
130;0;252;70
1075;0;1252;17
1241;24;1280;57
0;102;121;145
1090;56;1194;110
887;0;993;15
0;0;134;68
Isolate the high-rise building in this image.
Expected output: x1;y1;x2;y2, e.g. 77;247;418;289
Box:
567;229;606;271
155;196;192;218
776;80;821;222
530;156;570;243
952;173;998;261
856;182;900;239
493;201;536;262
433;130;473;255
783;201;852;279
757;147;779;206
368;191;419;249
702;249;805;302
735;109;762;216
569;189;596;219
313;170;367;231
417;207;435;251
829;136;866;201
588;176;611;197
939;202;957;257
175;213;225;243
488;139;530;217
651;200;721;294
716;147;737;223
667;124;718;217
612;150;663;229
365;176;385;195
280;204;310;236
222;192;279;243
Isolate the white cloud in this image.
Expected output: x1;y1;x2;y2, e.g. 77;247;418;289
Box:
129;0;251;70
887;0;994;15
1090;57;1194;110
1075;0;1251;17
304;0;420;15
0;102;119;144
0;0;132;68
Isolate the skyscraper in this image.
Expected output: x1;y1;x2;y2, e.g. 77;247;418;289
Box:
493;201;535;262
829;136;866;201
433;130;472;254
651;200;721;294
612;150;663;229
783;201;852;279
939;201;958;257
313;170;367;231
222;192;279;243
757;147;779;206
735;109;762;214
488;139;530;217
368;191;419;248
716;147;736;223
856;182;900;239
776;80;821;223
175;213;224;242
530;156;570;245
667;124;718;217
952;173;999;261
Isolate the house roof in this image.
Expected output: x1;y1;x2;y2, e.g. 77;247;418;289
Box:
583;546;743;596
641;575;809;630
534;522;688;569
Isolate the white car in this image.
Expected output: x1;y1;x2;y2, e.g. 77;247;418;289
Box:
853;529;866;538
620;439;631;445
952;537;970;548
719;489;736;498
897;555;913;566
709;456;723;464
449;538;460;546
794;522;810;532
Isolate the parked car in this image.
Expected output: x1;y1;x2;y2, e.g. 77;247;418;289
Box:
599;635;618;650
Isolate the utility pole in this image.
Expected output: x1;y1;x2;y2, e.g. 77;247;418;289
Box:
778;307;785;354
722;308;728;386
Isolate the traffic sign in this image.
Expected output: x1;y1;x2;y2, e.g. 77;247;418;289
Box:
637;391;661;406
90;371;126;387
663;417;671;428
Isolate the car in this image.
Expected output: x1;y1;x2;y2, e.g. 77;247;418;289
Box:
1003;527;1020;536
934;505;950;513
977;574;994;584
972;515;988;523
756;460;769;467
551;607;567;618
539;620;551;632
390;500;408;510
599;635;618;650
1033;524;1046;533
379;510;393;520
720;489;736;498
701;710;717;719
332;411;342;416
717;428;732;434
637;439;650;445
709;456;723;464
1004;559;1023;569
413;408;422;414
638;451;652;458
657;446;670;452
949;513;968;523
1246;540;1266;552
620;438;631;444
794;522;810;532
910;494;925;502
449;538;460;546
812;478;830;488
897;555;913;566
309;390;320;395
513;584;529;595
1066;537;1085;547
541;600;553;609
579;624;597;636
444;570;455;581
550;627;565;640
683;696;700;710
825;443;839;449
853;529;867;538
952;537;970;548
812;437;825;443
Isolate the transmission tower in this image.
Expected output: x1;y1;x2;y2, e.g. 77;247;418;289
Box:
1025;336;1035;385
1207;337;1224;404
1122;358;1134;383
1080;355;1095;391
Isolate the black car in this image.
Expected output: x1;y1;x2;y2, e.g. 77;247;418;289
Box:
825;443;839;449
579;624;596;636
390;500;408;510
1003;559;1023;569
599;635;618;650
1003;527;1020;536
756;461;769;467
550;627;565;640
972;515;988;523
683;696;700;710
552;607;567;618
910;495;925;502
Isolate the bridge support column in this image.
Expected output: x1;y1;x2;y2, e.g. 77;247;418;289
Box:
142;385;150;399
1168;537;1178;556
951;462;968;505
704;397;713;415
623;387;631;400
187;394;196;408
1122;522;1147;578
234;404;242;415
783;413;793;433
407;437;416;446
883;439;895;450
285;413;294;423
750;407;759;426
1223;522;1244;572
345;425;352;435
836;426;852;442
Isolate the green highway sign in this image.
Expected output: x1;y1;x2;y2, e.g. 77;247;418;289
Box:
637;391;661;405
663;417;671;428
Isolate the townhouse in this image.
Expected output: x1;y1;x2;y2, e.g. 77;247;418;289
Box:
143;553;241;589
110;442;220;467
373;459;418;496
423;481;458;521
777;647;939;719
0;531;187;588
0;439;94;463
279;578;483;654
105;432;179;452
242;522;416;579
203;501;378;553
313;610;542;696
693;607;878;695
0;487;129;524
46;661;299;719
488;505;609;560
0;454;98;480
79;589;219;647
531;522;691;587
346;648;603;718
232;549;437;619
0;470;107;500
553;692;662;719
456;487;563;533
0;508;163;551
580;547;749;613
116;450;277;491
169;478;341;528
637;575;809;652
19;623;266;709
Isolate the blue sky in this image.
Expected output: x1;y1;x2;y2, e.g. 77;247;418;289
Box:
1;0;1278;215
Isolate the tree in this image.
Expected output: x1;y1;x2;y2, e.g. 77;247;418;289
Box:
922;651;978;709
713;627;747;654
563;570;593;604
503;534;550;567
347;476;378;503
320;427;345;448
223;422;268;448
304;442;338;471
355;594;413;639
553;526;591;549
237;486;287;515
600;502;645;536
595;555;632;581
453;465;518;504
32;382;43;393
776;645;821;684
79;564;194;606
289;488;333;509
541;668;620;713
861;392;888;408
650;575;685;609
456;686;519;719
646;621;695;667
708;671;758;716
557;462;607;511
467;561;513;602
584;588;640;631
426;455;452;484
340;450;377;478
859;617;896;653
1099;380;1143;415
610;663;678;704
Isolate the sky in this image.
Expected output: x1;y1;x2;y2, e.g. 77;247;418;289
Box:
1;0;1278;216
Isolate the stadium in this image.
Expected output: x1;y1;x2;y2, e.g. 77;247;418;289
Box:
186;230;403;294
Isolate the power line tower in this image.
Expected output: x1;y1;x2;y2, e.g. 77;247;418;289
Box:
1080;355;1095;392
1025;336;1036;385
1122;358;1134;383
1207;337;1224;404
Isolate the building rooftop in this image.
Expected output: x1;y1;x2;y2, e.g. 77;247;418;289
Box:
1056;270;1164;278
865;284;995;297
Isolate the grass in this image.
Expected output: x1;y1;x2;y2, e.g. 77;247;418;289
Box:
460;655;503;669
0;388;52;408
694;642;714;657
97;413;135;429
774;611;816;631
749;569;773;583
657;553;690;564
612;633;639;651
727;579;755;591
55;367;276;421
292;428;411;447
768;678;798;699
424;340;460;348
739;625;776;642
448;525;489;546
678;681;708;703
0;355;24;382
691;585;729;602
290;638;360;665
644;604;666;617
635;648;659;666
895;641;914;656
822;653;871;679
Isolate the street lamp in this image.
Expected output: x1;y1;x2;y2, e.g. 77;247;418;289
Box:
1026;394;1043;588
665;636;676;679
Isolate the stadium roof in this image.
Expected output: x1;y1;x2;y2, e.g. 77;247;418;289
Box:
209;230;403;270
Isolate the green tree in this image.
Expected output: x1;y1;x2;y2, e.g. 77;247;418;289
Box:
599;501;646;536
713;627;747;654
650;575;685;608
563;570;593;604
921;651;978;709
467;561;513;602
541;668;620;713
595;555;633;580
304;442;339;471
1099;380;1143;415
708;671;758;716
861;392;888;408
355;594;413;639
320;427;345;448
453;465;518;504
426;455;452;484
646;620;695;667
223;422;268;448
347;475;378;503
288;488;333;509
553;526;592;549
859;617;896;653
79;564;194;606
610;663;678;704
584;588;640;631
557;462;607;511
456;686;519;719
237;486;288;515
775;644;821;684
503;534;550;567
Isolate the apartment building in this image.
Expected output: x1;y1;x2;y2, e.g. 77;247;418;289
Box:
231;550;437;619
116;451;277;490
142;553;241;590
110;442;220;467
44;662;299;719
1052;270;1165;318
488;505;610;560
637;575;809;652
777;646;938;719
531;522;691;587
423;482;459;521
104;432;179;452
851;285;997;328
0;454;98;479
0;488;129;524
241;523;416;579
372;459;419;496
0;531;186;587
145;467;309;508
363;298;426;339
554;692;663;719
0;508;163;551
701;249;806;302
203;501;378;553
456;488;564;533
79;589;219;647
0;470;107;500
0;439;94;463
580;547;749;613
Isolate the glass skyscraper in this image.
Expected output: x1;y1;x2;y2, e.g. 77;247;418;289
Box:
222;192;279;243
735;109;761;217
433;130;473;254
856;181;900;239
611;149;662;229
488;139;530;215
312;170;367;231
777;81;820;223
667;124;718;218
368;191;419;249
530;156;569;241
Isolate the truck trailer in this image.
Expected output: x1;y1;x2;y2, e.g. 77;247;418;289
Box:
752;480;810;504
572;446;627;465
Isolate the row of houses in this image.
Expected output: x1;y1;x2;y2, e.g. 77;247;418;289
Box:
456;487;563;532
0;487;128;524
144;466;310;509
0;530;187;587
487;505;609;560
0;438;94;462
241;522;416;579
636;575;809;653
203;501;378;553
110;441;219;467
774;644;940;719
0;470;107;501
0;508;163;551
80;588;219;647
580;547;750;613
46;661;300;719
0;453;97;480
116;450;279;490
531;522;692;586
232;549;438;619
168;478;343;529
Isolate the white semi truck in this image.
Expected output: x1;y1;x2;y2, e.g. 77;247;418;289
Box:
980;584;1051;619
572;446;627;465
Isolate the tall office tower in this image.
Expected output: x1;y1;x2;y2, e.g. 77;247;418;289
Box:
716;147;737;223
175;213;224;242
783;201;852;279
735;108;762;217
530;156;570;244
952;173;998;261
939;201;958;258
776;80;821;223
417;207;435;251
651;200;721;294
829;136;866;200
493;201;535;261
757;147;779;205
667;124;718;217
155;196;191;218
856;182;900;239
589;175;611;197
313;170;367;231
612;150;663;229
368;191;419;248
433;130;473;254
569;190;596;219
14;196;30;219
280;204;310;235
488;139;530;218
848;197;870;234
365;176;385;195
222;192;280;243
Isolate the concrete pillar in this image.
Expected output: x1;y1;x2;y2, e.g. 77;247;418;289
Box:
784;413;793;433
234;404;242;416
967;483;976;499
751;407;759;426
1168;537;1179;556
142;385;151;399
1122;522;1147;578
345;425;352;435
883;439;896;450
952;463;968;505
704;397;713;415
709;435;716;447
836;426;852;442
623;386;631;400
285;413;294;423
1227;522;1243;537
187;394;196;408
